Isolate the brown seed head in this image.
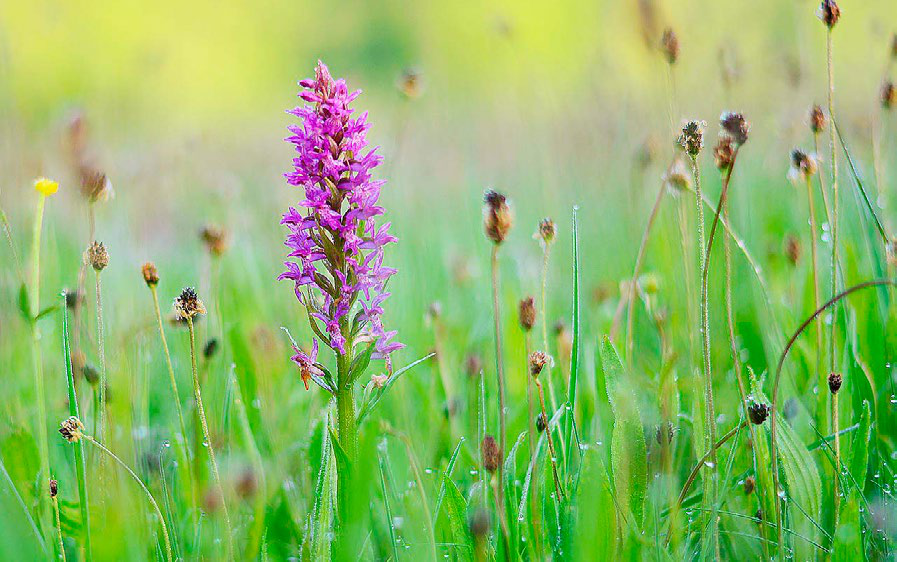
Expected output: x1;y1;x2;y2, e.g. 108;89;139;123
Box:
203;338;219;359
788;149;818;183
141;262;160;287
78;165;114;203
518;297;537;332
713;136;736;171
744;475;756;496
678;120;706;157
464;353;483;378
200;225;230;257
398;68;422;99
660;27;679;64
720;112;750;145
662;156;692;195
467;508;491;539
882;81;896;110
809;105;827;133
483;190;513;244
529;350;551;377
64;289;84;311
49;479;58;498
82;364;100;386
174;287;206;320
86;241;109;272
892;33;897;59
538;218;556;244
747;402;770;425
828;372;842;394
481;435;501;473
59;416;85;443
817;0;840;28
785;234;801;266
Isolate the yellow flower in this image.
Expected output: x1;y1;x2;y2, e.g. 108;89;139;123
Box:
34;177;59;196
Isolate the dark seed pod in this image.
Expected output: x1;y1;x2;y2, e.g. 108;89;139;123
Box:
809;105;827;133
660;27;679;64
467;507;491;539
747;402;770;425
86;241;109;272
174;287;206;319
720;112;750;146
785;234;801;266
678;120;705;157
481;435;501;473
59;416;85;443
528;351;550;377
536;412;548;433
817;0;840;28
743;475;756;496
882;81;896;110
483;190;513;244
713;136;735;171
537;218;556;244
203;338;219;360
142;262;160;287
518;297;536;332
828;372;842;394
49;479;58;498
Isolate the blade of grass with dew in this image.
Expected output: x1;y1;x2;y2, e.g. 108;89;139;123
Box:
832;400;872;560
442;472;473;560
308;417;336;561
502;430;527;559
377;446;400;562
598;336;646;529
433;438;464;528
563;206;581;484
61;292;92;561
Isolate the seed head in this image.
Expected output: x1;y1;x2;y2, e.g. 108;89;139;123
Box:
64;289;84;311
536;412;548;433
86;241;109;272
744;475;756;496
537;218;556;245
481;435;501;473
34;177;59;197
529;350;551;377
678;120;706;157
809;105;827;133
203;338;219;359
518;297;537;332
398;68;422;99
882;81;896;110
200;225;230;257
660;27;679;64
785;234;801;266
78;166;114;203
49;479;58;498
141;262;160;287
662;156;692;195
174;287;206;320
59;416;85;443
483;190;513;244
713;136;735;171
817;0;840;28
82;364;100;386
720;112;750;145
464;353;483;378
788;149;818;184
828;372;842;394
747;402;770;425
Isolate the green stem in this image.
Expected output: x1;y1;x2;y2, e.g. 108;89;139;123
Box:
95;270;107;443
83;436;172;562
29;193;51;542
539;242;559;414
489;244;510;552
62;293;92;561
187;317;234;560
691;155;719;558
52;496;67;562
336;350;356;516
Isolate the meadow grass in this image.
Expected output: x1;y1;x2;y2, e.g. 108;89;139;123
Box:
2;2;897;561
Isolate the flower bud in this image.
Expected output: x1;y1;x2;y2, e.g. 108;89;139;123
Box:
518;297;536;332
86;241;109;272
678;120;706;157
828;372;842;394
816;0;840;28
483;190;513;244
142;262;160;287
59;416;85;443
660;28;679;64
481;435;501;473
747;402;770;425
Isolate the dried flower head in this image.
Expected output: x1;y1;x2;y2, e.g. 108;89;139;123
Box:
713;136;735;171
280;61;401;359
34;177;59;197
370;373;389;389
141;262;160;287
49;478;58;498
720;112;750;145
59;416;85;443
828;372;842;394
536;412;548;433
174;287;206;320
203;338;219;359
483;190;513;244
481;435;501;473
785;234;801;266
816;0;840;28
747;402;770;425
744;475;756;496
78;166;113;203
537;218;556;245
464;353;483;378
678;120;706;157
529;350;551;377
660;27;679;64
291;338;323;390
809;105;827;133
398;68;422;99
788;149;818;184
662;156;692;195
518;297;536;332
200;225;230;257
82;364;100;386
467;508;491;539
64;289;84;311
882;81;896;110
86;241;109;272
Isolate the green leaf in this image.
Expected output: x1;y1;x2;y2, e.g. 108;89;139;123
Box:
308;422;336;561
377;448;400;562
564;206;581;472
17;284;31;322
348;342;376;386
441;475;472;559
846;400;871;499
357;353;435;423
34;304;58;321
599;336;647;529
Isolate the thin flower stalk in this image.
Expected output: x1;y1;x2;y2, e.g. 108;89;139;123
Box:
534;376;564;504
50;482;66;562
489;244;510;547
538;226;559;411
